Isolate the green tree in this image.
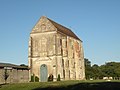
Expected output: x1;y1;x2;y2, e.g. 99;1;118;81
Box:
92;64;103;79
20;64;28;67
84;58;93;79
100;62;120;78
85;59;120;80
3;69;9;84
57;74;61;81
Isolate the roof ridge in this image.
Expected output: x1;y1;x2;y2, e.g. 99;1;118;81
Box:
47;18;81;41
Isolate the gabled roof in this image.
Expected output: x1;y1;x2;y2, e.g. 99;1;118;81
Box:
47;17;82;41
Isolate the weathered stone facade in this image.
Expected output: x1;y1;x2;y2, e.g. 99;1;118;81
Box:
0;63;29;84
28;16;85;82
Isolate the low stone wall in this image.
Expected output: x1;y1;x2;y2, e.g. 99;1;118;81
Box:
0;68;29;84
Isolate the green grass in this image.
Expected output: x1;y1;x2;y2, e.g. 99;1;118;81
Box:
0;81;81;90
0;81;79;90
0;80;120;90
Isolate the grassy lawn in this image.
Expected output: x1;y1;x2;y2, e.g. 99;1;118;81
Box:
0;80;120;90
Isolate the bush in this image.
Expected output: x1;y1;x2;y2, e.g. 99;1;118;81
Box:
4;69;9;84
35;76;39;82
31;74;39;82
30;74;34;82
48;74;53;82
57;74;61;81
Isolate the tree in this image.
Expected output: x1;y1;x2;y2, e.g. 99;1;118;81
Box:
84;58;93;79
48;74;53;82
57;74;61;81
85;58;120;80
30;74;39;82
3;69;9;84
92;64;103;79
100;62;120;78
20;64;28;67
84;58;91;67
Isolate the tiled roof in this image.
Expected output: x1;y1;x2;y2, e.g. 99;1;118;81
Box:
0;63;29;69
47;18;82;41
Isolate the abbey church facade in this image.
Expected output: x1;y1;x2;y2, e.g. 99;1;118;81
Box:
28;16;85;82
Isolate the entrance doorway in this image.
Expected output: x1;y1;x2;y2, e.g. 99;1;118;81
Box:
40;64;48;82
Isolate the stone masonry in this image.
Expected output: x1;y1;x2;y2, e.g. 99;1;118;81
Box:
28;16;85;82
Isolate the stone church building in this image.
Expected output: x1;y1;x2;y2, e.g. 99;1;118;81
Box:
28;16;85;82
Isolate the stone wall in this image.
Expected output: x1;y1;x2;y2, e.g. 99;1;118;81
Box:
29;16;85;81
29;31;85;81
0;68;29;84
0;68;4;84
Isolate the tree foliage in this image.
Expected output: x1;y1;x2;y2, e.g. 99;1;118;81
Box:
84;58;93;79
30;74;39;82
85;58;120;80
3;69;9;84
57;74;61;81
20;64;28;67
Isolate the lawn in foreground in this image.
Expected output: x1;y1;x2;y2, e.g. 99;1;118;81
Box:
0;80;120;90
0;80;81;90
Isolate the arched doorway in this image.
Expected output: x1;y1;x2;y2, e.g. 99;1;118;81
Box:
40;64;48;82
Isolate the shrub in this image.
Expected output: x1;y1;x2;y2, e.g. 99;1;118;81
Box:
3;69;9;84
31;74;39;82
48;74;53;82
35;76;39;82
30;74;34;82
57;74;61;81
